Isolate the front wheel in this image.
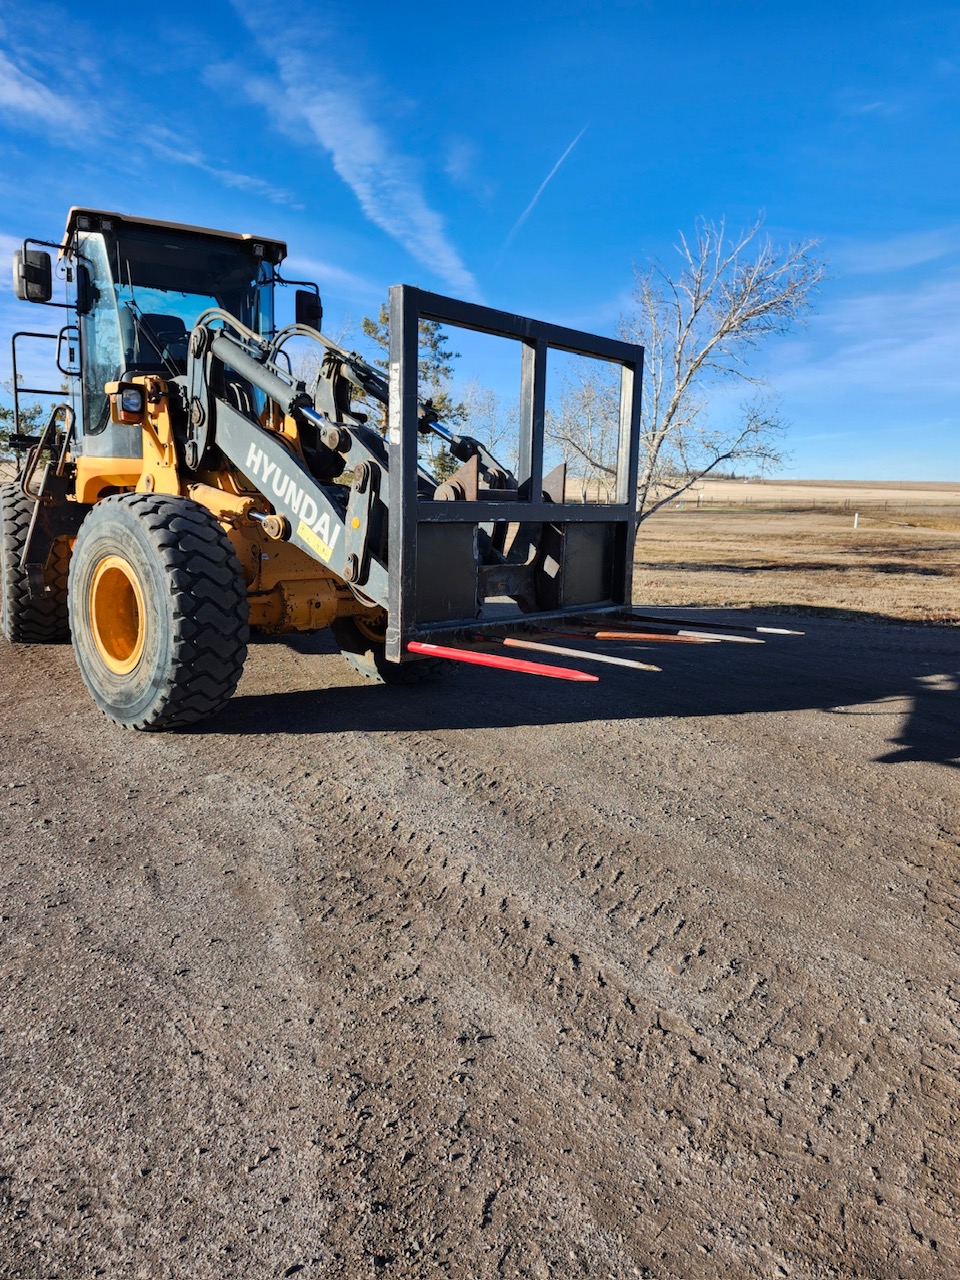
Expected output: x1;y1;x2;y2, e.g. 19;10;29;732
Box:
68;494;249;729
331;613;440;685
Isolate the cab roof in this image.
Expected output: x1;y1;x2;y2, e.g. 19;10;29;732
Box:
62;208;287;263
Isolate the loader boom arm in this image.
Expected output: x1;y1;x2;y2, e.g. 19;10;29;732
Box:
185;286;643;663
213;398;389;605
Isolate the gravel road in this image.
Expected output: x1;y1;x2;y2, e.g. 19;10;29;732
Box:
2;615;958;1279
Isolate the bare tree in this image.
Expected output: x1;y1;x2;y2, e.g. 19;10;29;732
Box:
545;361;620;501
628;217;823;515
547;217;824;517
459;378;520;471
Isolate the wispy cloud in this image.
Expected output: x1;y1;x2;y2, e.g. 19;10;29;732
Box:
222;3;478;298
444;137;495;204
3;34;283;220
143;129;302;208
849;100;900;116
837;87;905;118
0;231;21;291
831;226;960;275
504;126;587;250
0;48;71;127
768;274;960;401
284;253;383;306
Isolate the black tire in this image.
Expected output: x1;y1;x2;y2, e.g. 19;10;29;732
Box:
0;483;70;643
68;493;249;729
331;613;441;685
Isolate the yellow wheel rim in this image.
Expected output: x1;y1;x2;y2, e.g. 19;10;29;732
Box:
354;610;388;643
88;554;147;675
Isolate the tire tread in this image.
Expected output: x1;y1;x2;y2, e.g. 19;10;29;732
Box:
69;494;248;729
0;483;70;643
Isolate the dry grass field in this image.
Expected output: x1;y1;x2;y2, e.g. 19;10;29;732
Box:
634;479;960;626
689;476;960;514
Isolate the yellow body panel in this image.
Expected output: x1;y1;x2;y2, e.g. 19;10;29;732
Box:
71;376;363;636
74;457;143;503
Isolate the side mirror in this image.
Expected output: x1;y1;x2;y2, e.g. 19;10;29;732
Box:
13;247;53;303
295;289;322;332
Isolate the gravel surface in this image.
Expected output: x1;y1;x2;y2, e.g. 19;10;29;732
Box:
1;615;958;1279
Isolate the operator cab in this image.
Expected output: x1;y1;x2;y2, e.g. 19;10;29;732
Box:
63;210;286;455
11;209;288;458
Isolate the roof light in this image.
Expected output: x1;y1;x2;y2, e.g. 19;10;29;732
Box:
76;215;91;230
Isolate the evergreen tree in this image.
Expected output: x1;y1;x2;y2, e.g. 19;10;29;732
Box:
361;304;467;427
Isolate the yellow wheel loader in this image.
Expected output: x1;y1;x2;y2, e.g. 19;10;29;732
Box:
2;208;652;729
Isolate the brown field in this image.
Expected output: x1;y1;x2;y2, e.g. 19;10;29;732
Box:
690;476;960;513
566;480;960;626
634;507;960;625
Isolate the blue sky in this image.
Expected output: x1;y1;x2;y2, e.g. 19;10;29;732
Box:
0;0;957;479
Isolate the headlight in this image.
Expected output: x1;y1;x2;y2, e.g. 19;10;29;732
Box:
120;388;144;415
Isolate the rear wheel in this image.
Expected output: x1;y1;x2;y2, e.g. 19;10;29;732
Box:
332;612;440;685
0;483;70;643
68;494;249;729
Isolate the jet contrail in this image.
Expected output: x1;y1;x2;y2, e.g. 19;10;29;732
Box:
504;125;588;249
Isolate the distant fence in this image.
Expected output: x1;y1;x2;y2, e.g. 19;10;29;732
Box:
670;495;959;513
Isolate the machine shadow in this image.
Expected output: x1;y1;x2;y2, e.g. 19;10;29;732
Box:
206;615;960;769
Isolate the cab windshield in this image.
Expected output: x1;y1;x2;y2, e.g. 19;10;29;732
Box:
77;223;276;436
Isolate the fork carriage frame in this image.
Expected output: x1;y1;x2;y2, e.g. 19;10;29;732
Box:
386;286;644;662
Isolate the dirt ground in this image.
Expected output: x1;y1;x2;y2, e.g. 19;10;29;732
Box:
2;601;959;1278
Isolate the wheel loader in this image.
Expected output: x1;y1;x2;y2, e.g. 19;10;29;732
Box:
0;208;697;729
